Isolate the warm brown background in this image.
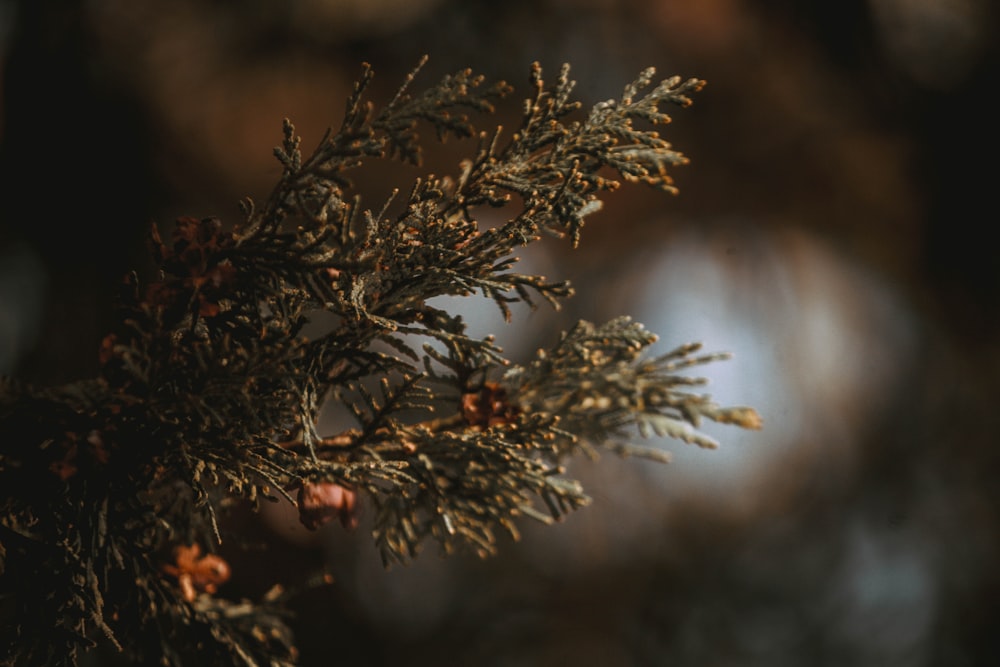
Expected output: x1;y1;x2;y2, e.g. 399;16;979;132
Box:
2;1;998;665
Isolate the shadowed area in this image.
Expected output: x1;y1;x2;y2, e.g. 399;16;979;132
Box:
2;1;998;665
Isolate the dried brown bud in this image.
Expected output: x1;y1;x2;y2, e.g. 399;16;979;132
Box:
145;217;237;319
461;382;520;428
98;334;117;366
297;481;359;531
161;544;231;603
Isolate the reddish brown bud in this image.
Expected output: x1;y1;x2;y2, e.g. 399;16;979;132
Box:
98;334;117;366
461;382;520;428
297;481;359;531
161;543;231;603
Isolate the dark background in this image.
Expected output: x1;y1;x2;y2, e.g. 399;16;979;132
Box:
2;1;998;665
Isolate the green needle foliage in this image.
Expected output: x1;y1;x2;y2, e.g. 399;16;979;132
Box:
0;58;761;666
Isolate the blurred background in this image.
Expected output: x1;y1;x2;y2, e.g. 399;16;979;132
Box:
2;1;998;665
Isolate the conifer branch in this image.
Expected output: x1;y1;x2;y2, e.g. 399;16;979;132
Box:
0;58;758;666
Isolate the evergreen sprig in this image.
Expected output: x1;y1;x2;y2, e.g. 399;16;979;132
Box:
0;59;760;666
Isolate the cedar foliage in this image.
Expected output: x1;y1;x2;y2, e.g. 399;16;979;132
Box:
0;58;760;666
